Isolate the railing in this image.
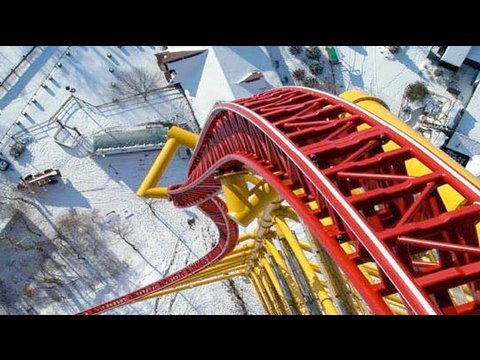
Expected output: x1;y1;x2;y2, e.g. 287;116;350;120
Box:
0;46;45;99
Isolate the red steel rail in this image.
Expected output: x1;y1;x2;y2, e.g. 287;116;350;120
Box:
79;87;480;315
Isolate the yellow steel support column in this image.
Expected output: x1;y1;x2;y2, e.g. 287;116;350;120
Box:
274;216;338;315
137;138;178;198
238;232;256;243
249;273;272;315
219;250;252;264
274;206;299;222
227;242;255;255
146;254;249;295
137;126;199;199
220;171;251;221
219;173;279;226
244;198;282;278
251;269;276;314
305;229;359;315
264;239;310;315
168;126;199;150
255;263;285;314
183;260;248;282
258;252;292;314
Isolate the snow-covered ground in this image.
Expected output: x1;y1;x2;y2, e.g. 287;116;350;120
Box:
0;46;262;315
2;45;479;315
277;46;479;150
278;46;478;113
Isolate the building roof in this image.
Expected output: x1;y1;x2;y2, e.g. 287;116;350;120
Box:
467;46;480;65
156;50;206;65
239;71;264;83
447;132;480;158
447;84;480;157
160;46;282;127
441;46;472;68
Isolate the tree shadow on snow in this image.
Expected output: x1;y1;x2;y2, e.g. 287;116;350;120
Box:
0;207;135;314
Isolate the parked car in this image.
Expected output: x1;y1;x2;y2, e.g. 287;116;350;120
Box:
17;168;62;190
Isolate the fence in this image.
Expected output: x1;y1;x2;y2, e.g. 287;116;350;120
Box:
0;47;46;99
0;84;201;158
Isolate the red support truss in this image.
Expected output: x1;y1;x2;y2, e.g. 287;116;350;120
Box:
79;87;480;315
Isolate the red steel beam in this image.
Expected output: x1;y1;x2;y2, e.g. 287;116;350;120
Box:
398;236;480;255
78;86;480;316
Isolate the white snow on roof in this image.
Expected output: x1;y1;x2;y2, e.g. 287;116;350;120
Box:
467;46;480;65
447;132;480;158
449;85;480;155
445;100;464;129
164;46;282;126
441;46;472;68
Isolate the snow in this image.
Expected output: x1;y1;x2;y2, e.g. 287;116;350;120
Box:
0;46;262;315
466;155;480;177
278;45;480;164
446;83;480;167
441;46;472;68
451;85;480;144
163;46;282;126
0;46;36;81
278;46;478;115
2;45;479;314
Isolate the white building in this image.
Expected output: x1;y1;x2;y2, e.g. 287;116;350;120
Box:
437;46;480;71
156;46;282;127
446;82;480;170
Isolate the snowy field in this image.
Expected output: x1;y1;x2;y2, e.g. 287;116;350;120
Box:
278;46;478;114
0;46;261;315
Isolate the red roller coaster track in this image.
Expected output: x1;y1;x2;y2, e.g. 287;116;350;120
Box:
79;86;480;315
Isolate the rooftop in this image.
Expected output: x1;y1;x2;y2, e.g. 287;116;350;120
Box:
161;46;282;126
156;50;206;65
447;84;480;156
441;46;472;68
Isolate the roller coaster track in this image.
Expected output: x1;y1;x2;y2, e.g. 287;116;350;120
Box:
79;86;480;315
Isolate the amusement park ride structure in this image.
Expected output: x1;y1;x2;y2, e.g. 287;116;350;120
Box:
79;87;480;315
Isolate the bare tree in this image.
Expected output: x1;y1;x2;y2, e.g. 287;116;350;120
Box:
56;208;103;255
115;66;162;101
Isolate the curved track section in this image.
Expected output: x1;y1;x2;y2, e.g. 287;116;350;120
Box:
79;87;480;315
78;198;238;315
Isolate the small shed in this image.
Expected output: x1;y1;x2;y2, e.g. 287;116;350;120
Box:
440;46;472;70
